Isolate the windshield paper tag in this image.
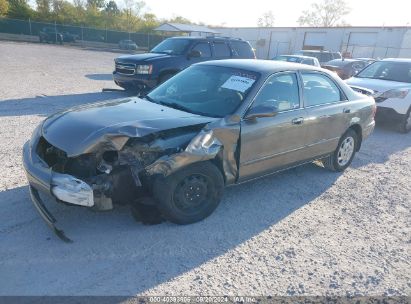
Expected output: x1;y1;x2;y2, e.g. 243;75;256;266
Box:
221;76;255;92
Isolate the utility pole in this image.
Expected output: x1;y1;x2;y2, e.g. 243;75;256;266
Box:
54;21;57;43
28;18;32;36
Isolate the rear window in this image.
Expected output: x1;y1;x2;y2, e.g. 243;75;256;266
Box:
320;53;333;63
230;41;254;58
274;56;303;63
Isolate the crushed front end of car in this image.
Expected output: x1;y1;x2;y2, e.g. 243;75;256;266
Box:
22;98;241;241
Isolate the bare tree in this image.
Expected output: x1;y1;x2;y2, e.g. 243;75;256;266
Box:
297;0;351;27
257;10;275;27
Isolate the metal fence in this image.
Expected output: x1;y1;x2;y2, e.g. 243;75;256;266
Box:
0;17;169;49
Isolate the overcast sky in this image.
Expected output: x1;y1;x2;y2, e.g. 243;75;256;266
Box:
139;0;411;27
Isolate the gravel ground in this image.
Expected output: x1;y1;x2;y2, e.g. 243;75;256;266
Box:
0;41;410;297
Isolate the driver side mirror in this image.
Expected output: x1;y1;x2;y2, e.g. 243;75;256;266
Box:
188;50;201;58
244;104;278;121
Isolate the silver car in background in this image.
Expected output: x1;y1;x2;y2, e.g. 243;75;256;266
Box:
272;55;321;67
118;39;138;50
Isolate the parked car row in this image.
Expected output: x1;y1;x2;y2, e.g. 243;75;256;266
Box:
39;27;79;44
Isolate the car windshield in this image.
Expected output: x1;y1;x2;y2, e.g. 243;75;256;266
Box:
356;61;411;83
274;56;303;63
146;65;260;118
151;38;191;55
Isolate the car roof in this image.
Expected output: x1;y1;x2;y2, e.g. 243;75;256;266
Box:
299;50;337;54
277;55;316;60
197;59;323;74
381;58;411;63
167;36;245;42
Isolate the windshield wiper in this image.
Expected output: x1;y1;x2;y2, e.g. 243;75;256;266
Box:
158;102;192;113
159;102;219;117
144;95;158;103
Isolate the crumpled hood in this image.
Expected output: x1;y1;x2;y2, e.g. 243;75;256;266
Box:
346;77;411;94
42;98;215;157
115;52;173;63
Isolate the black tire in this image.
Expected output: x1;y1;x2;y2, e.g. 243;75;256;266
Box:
153;162;224;225
322;129;358;172
158;73;174;85
398;107;411;134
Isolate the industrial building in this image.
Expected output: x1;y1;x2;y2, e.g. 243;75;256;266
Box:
213;26;411;59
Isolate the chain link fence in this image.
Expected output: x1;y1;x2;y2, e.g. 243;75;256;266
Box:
0;17;170;50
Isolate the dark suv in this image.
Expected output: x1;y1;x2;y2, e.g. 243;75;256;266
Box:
113;36;255;92
39;27;63;44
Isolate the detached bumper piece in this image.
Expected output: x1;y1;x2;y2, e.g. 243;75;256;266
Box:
29;186;72;243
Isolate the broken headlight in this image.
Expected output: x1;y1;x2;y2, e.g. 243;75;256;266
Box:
51;173;94;207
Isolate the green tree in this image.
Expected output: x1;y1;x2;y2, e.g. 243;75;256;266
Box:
87;0;105;10
36;0;51;19
0;0;9;16
7;0;34;19
167;15;192;24
139;12;159;32
52;0;83;24
104;0;119;15
297;0;351;27
257;10;275;27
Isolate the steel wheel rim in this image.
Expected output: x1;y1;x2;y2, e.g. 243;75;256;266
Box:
174;174;210;213
337;137;355;166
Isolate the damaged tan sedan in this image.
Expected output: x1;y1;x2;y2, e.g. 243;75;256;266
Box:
23;60;376;241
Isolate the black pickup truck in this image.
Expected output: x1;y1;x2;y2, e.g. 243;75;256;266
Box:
113;36;255;92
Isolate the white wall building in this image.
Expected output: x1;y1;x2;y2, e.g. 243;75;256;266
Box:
214;26;411;59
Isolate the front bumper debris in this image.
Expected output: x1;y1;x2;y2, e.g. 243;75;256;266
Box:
28;186;72;243
23;140;94;242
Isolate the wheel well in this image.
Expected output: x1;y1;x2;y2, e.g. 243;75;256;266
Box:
348;124;362;151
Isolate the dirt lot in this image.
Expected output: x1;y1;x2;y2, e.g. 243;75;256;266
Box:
0;41;410;297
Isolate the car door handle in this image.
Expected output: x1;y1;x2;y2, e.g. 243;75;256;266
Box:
343;108;351;114
292;117;304;125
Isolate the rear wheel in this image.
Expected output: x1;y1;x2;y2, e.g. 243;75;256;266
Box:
322;129;358;172
153;162;224;225
399;107;411;133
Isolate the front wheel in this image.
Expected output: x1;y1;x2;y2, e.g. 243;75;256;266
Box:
399;107;411;133
322;129;358;172
153;162;224;225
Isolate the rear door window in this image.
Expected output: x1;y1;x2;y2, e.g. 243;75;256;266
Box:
301;73;344;106
213;42;231;58
192;42;211;58
230;41;254;58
